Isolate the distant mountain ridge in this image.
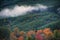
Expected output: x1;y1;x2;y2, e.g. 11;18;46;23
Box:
0;0;60;10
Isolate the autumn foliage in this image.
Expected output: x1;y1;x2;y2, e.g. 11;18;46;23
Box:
0;27;60;40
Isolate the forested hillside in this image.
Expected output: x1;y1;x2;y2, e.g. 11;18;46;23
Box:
0;12;60;31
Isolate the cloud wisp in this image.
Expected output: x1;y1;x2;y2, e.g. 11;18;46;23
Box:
0;4;48;17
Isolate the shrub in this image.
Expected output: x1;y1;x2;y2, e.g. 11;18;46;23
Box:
0;27;10;40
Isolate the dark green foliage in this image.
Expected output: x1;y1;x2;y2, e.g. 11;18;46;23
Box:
0;28;10;40
40;21;60;30
50;21;60;30
53;30;60;40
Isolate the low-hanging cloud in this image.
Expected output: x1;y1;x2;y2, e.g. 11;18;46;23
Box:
57;8;60;13
0;4;48;17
